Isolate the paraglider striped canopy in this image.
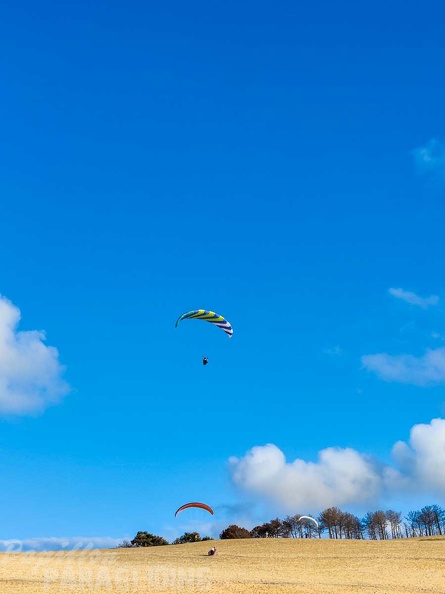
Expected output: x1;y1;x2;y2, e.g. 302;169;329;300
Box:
175;310;233;338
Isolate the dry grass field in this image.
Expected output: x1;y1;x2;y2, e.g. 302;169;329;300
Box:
0;537;444;594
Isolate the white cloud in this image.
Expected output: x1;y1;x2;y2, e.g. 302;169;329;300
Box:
228;418;445;511
0;295;69;415
361;348;445;386
0;536;121;552
388;287;439;309
392;418;445;494
414;138;445;175
229;444;386;512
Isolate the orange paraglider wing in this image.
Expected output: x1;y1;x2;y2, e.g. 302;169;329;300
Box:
174;502;214;517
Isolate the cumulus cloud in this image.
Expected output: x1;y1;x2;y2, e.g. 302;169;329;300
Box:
362;347;445;386
392;418;445;494
414;138;445;175
0;295;69;415
228;418;445;510
229;444;388;511
0;536;121;552
388;287;439;309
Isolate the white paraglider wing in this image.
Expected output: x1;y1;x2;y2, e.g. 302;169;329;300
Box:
298;515;319;528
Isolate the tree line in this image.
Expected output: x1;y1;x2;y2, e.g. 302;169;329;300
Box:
118;531;213;548
221;504;445;541
117;503;445;547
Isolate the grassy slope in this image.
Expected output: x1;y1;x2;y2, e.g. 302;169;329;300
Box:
0;537;444;593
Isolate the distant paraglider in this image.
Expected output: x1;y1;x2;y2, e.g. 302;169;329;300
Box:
202;357;209;366
174;502;214;517
298;515;319;528
175;310;233;338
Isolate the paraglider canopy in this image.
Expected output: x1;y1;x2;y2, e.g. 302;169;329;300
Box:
298;515;319;528
174;502;214;517
175;310;233;338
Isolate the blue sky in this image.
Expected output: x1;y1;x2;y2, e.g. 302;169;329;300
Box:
1;0;445;549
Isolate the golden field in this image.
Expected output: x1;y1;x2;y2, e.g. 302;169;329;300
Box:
0;537;444;594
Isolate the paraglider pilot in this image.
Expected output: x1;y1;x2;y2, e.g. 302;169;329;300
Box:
202;357;209;366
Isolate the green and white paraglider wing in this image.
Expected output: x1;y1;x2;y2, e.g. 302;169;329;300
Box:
175;309;233;338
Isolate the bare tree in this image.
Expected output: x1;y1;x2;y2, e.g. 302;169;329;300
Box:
362;512;377;540
319;507;343;539
283;515;302;538
405;511;422;537
268;518;285;538
342;512;363;539
430;505;445;535
386;510;403;539
375;511;389;540
418;505;445;536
